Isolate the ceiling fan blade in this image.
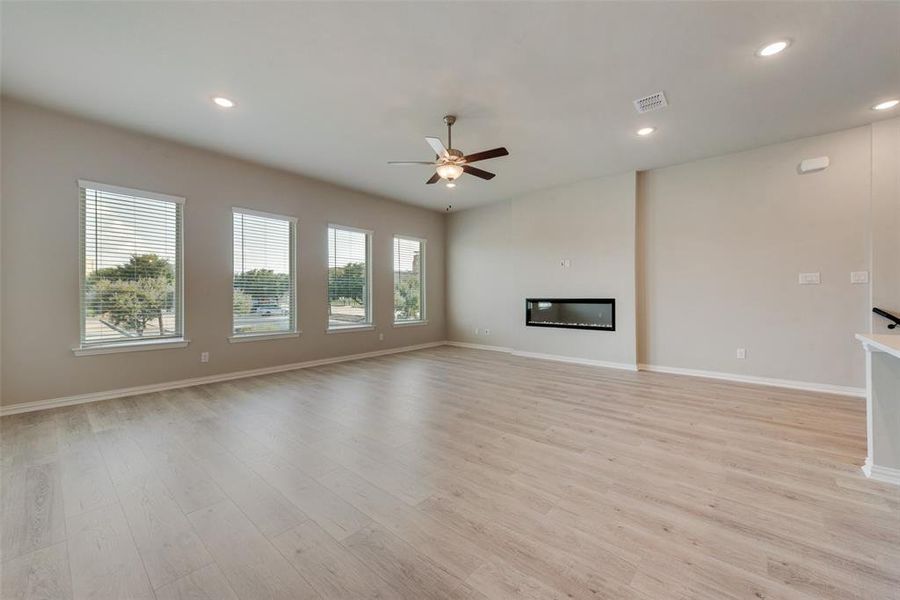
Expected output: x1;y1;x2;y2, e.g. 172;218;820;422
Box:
463;165;496;180
463;147;509;163
425;136;448;158
388;161;437;165
426;172;441;184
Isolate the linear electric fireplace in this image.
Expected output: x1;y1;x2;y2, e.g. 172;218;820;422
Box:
525;298;615;331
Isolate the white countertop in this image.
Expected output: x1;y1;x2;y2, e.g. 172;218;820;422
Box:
856;333;900;360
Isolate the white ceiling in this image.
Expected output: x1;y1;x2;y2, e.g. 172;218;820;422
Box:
2;1;899;211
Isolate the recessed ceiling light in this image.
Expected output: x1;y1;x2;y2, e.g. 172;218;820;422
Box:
446;182;456;188
636;127;655;137
757;40;789;57
873;99;899;111
212;96;235;108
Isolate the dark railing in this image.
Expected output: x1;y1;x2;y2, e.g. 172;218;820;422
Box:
873;307;899;329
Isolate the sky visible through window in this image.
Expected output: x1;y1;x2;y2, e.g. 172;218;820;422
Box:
233;212;291;275
327;227;366;267
84;190;177;275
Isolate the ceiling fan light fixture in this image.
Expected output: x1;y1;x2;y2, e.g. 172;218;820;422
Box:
436;163;464;180
388;116;508;186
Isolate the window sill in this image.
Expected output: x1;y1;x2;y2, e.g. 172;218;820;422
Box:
327;324;375;334
73;338;190;356
228;331;301;343
392;320;429;328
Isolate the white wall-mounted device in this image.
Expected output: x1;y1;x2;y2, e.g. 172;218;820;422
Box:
851;271;869;284
798;272;821;285
799;156;830;174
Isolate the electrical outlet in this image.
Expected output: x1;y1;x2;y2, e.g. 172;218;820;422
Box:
736;348;746;359
200;352;209;363
378;332;384;341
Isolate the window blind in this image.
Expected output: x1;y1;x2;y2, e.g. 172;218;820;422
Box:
232;209;296;336
328;226;371;327
79;181;183;346
393;236;425;323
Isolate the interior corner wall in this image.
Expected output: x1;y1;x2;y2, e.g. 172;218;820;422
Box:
638;126;872;388
447;172;638;367
0;98;447;408
447;125;886;389
871;117;900;334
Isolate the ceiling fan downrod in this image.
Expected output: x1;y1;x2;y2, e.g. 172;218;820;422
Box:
444;115;456;150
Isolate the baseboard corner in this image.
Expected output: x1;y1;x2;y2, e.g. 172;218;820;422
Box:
862;460;900;486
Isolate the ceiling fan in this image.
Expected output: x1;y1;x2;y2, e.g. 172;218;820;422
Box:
388;115;509;187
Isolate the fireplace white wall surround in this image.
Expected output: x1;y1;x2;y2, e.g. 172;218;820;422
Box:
447;120;900;395
856;334;900;485
447;172;639;371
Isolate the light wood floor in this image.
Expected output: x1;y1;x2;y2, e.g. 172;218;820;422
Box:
2;346;899;600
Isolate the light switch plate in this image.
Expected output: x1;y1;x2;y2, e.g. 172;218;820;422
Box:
798;272;821;285
736;348;746;359
850;271;869;284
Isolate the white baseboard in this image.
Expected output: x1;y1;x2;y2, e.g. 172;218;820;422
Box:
511;350;638;372
1;341;866;416
0;341;447;416
444;341;637;371
444;341;513;353
862;459;900;486
638;363;865;398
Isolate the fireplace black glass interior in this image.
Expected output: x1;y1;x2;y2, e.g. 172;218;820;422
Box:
525;298;615;331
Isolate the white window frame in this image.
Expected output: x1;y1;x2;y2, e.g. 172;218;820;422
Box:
229;207;299;343
392;234;427;327
74;180;187;356
327;224;373;332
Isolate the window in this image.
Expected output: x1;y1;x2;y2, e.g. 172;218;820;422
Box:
78;181;184;349
393;236;425;324
328;225;371;329
232;209;297;339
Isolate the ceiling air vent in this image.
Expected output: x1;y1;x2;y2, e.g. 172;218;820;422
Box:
633;91;668;114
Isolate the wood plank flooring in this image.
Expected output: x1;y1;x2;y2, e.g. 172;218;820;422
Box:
2;346;899;599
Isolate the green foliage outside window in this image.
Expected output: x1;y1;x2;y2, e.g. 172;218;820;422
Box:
328;262;367;305
87;253;174;336
394;275;421;320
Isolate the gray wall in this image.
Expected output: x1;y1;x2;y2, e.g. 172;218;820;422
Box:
639;126;871;388
871;118;900;335
0;99;446;406
3;97;897;406
447;172;637;367
448;122;900;389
